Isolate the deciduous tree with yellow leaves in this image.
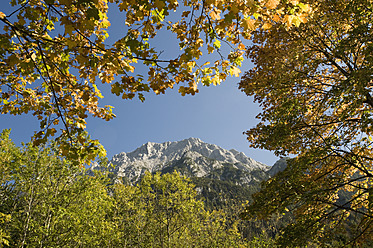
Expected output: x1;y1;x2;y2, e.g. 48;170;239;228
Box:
0;0;309;163
239;0;373;246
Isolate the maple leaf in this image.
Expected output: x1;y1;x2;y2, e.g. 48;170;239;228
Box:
242;18;256;31
230;67;241;77
237;43;245;50
265;0;280;9
262;22;272;30
209;9;221;20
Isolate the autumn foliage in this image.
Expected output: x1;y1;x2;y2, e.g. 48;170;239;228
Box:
0;0;310;163
239;0;373;246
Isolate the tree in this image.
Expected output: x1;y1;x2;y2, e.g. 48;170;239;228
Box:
0;129;16;247
0;0;310;163
239;0;373;246
113;171;211;247
0;129;115;247
112;171;254;247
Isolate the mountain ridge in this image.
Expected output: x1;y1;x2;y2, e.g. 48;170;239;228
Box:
107;137;270;184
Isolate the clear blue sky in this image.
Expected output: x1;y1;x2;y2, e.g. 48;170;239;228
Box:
0;2;279;166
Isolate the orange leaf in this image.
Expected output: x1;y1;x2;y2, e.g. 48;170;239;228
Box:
210;9;221;20
242;18;256;31
262;22;272;30
272;14;281;22
265;0;280;9
238;43;246;50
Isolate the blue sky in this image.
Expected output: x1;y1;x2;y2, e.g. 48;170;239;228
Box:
0;2;279;166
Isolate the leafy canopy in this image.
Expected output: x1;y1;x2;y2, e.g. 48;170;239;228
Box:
0;0;310;163
239;0;373;246
0;129;115;247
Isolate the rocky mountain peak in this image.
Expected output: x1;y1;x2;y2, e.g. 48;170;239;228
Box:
109;138;270;183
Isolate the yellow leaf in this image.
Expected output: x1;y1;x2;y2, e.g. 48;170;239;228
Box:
192;82;198;91
284;15;293;27
31;53;37;61
196;38;204;47
230;67;241;77
0;12;6;19
212;76;220;86
292;16;302;27
101;19;111;28
299;3;311;13
289;0;299;5
93;84;103;98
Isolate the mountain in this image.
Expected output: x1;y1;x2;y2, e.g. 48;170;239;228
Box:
89;138;286;210
268;157;289;176
108;137;270;185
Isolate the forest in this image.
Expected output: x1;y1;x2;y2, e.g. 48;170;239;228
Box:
1;0;373;247
1;130;278;247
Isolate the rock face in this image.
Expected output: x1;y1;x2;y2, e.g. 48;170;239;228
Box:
109;137;270;184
